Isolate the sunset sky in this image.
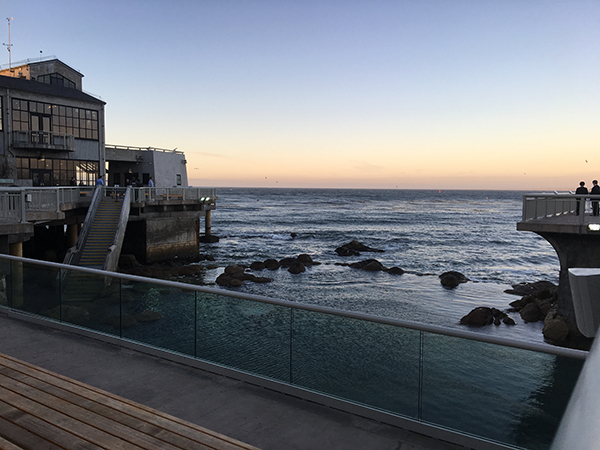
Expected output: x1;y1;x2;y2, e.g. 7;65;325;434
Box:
2;0;599;190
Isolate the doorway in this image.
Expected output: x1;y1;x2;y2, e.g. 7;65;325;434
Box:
31;169;52;186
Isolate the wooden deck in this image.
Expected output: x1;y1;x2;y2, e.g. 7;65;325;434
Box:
0;352;260;450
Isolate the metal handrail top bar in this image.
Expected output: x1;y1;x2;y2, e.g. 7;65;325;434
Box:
105;144;183;154
0;254;587;361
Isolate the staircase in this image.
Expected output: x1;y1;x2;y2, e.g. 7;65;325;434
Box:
78;200;123;269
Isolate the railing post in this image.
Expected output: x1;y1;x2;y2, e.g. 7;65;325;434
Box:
20;191;26;223
56;189;60;213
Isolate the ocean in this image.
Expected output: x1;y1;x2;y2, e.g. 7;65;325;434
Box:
200;188;559;344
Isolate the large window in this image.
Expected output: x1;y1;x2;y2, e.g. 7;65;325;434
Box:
17;157;98;186
12;98;99;140
36;73;76;89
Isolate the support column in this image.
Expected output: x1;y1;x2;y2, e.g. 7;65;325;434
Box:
66;224;78;248
205;210;212;236
536;232;600;323
9;242;22;257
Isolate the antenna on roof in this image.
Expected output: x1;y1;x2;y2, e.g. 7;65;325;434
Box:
3;17;12;69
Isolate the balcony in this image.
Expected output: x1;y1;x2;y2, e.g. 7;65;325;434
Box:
12;130;75;152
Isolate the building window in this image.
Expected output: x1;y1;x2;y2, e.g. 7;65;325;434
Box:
37;73;76;89
11;98;98;140
16;157;98;186
176;174;181;186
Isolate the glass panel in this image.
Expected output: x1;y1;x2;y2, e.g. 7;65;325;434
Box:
0;258;11;307
292;310;421;417
421;333;583;450
196;293;291;380
121;280;196;356
14;261;62;317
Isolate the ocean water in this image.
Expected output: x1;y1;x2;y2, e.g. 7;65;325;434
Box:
201;188;558;344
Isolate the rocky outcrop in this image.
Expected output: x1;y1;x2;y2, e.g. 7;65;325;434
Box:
249;254;321;275
216;264;274;287
439;271;469;289
335;240;384;256
460;307;516;326
199;235;220;243
337;259;404;275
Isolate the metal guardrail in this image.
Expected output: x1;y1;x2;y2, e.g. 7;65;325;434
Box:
0;186;217;223
12;130;75;152
521;193;600;224
0;254;587;450
105;144;183;154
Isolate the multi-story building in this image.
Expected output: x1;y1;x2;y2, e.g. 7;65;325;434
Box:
0;58;105;186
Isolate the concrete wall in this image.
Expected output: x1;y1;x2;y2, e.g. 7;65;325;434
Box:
123;215;200;263
152;151;188;187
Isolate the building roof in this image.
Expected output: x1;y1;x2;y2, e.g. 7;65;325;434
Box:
0;74;105;105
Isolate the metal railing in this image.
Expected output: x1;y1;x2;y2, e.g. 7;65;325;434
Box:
0;186;216;223
0;254;587;450
12;130;75;151
105;144;183;154
522;193;600;224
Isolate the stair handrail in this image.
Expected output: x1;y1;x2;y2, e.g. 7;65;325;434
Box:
63;186;103;266
103;187;131;273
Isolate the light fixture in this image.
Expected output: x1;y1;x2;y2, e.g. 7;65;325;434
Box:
589;224;600;231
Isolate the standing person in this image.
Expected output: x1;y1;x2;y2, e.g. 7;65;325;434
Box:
96;175;104;186
69;176;76;186
148;177;154;188
591;180;600;216
576;181;588;215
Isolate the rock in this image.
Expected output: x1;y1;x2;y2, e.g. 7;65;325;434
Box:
279;257;298;268
134;310;163;322
439;271;469;289
519;303;543;322
297;254;314;265
229;278;243;287
335;240;384;256
502;316;516;325
264;259;281;270
460;307;494;326
349;259;386;271
290;233;297;238
250;261;266;270
386;266;405;275
216;274;232;286
504;280;556;296
288;262;306;274
119;254;139;270
177;265;204;276
543;318;570;344
224;264;245;275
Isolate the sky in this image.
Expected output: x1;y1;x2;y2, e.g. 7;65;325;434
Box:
1;0;599;190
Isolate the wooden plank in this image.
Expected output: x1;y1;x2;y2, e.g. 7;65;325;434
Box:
0;368;207;450
0;385;144;450
0;400;100;450
0;434;27;450
0;373;186;450
0;353;261;450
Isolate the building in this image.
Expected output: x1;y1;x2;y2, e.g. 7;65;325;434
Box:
0;58;105;186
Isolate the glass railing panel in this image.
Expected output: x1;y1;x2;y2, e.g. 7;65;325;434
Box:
0;258;11;307
196;293;291;381
120;280;196;356
421;332;584;450
14;260;62;317
291;309;421;418
60;269;121;335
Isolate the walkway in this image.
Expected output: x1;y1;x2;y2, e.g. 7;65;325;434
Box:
0;312;467;450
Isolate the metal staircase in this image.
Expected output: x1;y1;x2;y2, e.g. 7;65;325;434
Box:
78;200;122;269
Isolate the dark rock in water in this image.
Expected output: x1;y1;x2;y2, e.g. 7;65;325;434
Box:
335;240;384;256
290;233;297;238
519;303;543;323
264;259;281;270
288;262;306;274
504;280;556;296
349;259;386;272
297;254;314;265
199;235;220;243
119;254;139;270
279;257;298;267
439;271;469;289
460;307;494;326
224;264;245;275
502;316;516;325
250;261;266;271
177;265;204;276
386;266;405;275
543;316;570;344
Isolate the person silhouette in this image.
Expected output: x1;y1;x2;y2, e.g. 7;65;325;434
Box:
591;180;600;216
576;181;588;215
